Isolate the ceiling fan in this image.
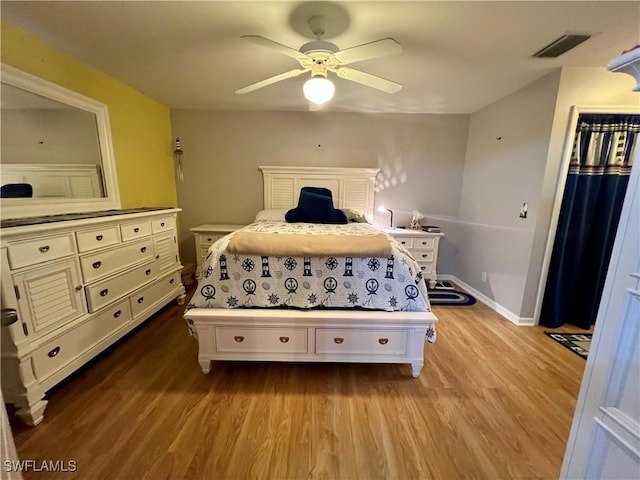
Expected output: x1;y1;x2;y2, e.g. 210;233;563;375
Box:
235;16;403;104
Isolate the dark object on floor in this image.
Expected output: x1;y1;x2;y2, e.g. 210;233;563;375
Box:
428;289;476;306
433;280;454;290
544;332;592;359
1;183;33;198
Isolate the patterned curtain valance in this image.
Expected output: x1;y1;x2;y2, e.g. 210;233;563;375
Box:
569;114;640;175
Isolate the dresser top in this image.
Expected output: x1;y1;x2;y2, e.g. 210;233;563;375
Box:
383;227;444;237
1;207;170;229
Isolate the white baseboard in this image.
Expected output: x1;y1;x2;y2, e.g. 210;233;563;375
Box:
438;274;535;326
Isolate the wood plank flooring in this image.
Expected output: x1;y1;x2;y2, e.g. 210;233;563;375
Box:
8;288;592;479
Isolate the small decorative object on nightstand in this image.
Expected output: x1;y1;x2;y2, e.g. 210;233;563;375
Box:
190;224;245;276
384;227;444;289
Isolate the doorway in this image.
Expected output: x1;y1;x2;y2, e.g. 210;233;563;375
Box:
537;108;639;329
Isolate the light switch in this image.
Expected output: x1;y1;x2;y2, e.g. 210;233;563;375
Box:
519;202;528;219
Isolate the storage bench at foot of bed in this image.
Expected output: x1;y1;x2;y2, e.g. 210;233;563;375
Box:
184;308;438;378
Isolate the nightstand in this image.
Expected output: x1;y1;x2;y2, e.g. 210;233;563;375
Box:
190;224;245;276
383;228;444;288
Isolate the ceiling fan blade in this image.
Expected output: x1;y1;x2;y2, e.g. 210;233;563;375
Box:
333;38;402;65
235;68;309;94
241;35;310;62
334;67;402;94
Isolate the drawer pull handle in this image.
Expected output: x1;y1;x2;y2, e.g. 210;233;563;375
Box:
422;254;428;258
279;336;290;343
93;261;102;269
145;269;152;275
114;310;122;318
48;347;61;358
96;235;104;241
156;255;160;260
140;247;147;253
134;227;140;233
170;278;175;284
378;338;389;345
38;245;50;253
137;297;144;304
421;241;427;245
206;238;213;242
160;222;165;227
75;285;83;291
234;336;245;343
401;241;407;245
100;288;109;297
334;337;344;344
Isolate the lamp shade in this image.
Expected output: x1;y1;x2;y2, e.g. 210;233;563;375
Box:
303;76;335;105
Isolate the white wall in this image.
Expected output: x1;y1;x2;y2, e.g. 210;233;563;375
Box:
453;71;561;318
170;110;469;265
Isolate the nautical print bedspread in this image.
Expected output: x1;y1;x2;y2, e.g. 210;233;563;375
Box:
186;221;434;339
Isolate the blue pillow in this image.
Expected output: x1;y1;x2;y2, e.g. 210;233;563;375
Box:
285;187;348;224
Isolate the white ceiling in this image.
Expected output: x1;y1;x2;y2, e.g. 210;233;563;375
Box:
3;1;639;114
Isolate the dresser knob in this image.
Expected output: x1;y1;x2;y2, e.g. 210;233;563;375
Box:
48;346;61;358
160;222;165;227
279;336;290;343
38;245;50;253
140;247;147;253
75;286;83;291
207;238;213;242
96;235;103;241
100;288;109;297
333;337;344;344
234;336;245;343
134;227;139;233
114;310;121;318
378;338;389;345
137;297;144;304
170;278;175;284
145;269;151;275
92;261;102;269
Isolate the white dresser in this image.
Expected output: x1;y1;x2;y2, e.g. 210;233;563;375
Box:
0;208;186;426
384;228;444;288
190;224;245;276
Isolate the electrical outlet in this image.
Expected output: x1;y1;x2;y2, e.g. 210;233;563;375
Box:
481;271;487;282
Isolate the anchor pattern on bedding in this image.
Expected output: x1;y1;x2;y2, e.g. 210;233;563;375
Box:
186;221;435;342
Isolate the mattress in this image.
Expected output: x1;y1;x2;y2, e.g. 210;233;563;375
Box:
187;221;432;314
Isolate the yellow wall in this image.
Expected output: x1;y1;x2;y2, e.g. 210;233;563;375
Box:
1;21;178;208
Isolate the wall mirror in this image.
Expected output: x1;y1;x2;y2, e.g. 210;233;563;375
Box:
1;63;120;220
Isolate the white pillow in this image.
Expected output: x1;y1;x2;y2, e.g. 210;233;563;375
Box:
254;208;289;222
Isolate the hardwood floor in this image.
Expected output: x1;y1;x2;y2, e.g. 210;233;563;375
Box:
8;288;591;479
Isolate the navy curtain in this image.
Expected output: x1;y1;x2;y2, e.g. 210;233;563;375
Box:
541;114;639;329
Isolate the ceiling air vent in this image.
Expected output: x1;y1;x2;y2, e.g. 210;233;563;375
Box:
532;34;592;58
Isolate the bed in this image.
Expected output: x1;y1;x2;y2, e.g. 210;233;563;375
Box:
184;166;438;377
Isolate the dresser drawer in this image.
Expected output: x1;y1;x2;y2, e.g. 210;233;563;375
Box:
151;216;175;234
411;250;434;262
395;237;414;249
85;260;156;312
7;233;75;269
412;237;435;250
215;327;308;353
417;262;434;276
120;220;151;241
76;226;120;253
31;299;131;381
79;239;154;283
316;328;407;355
198;233;225;247
130;272;180;318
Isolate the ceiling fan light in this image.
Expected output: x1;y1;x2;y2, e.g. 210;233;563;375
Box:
303;77;335;104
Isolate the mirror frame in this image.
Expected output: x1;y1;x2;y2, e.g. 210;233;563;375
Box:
1;63;121;219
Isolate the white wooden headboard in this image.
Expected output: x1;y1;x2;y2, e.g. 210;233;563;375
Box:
259;166;380;219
